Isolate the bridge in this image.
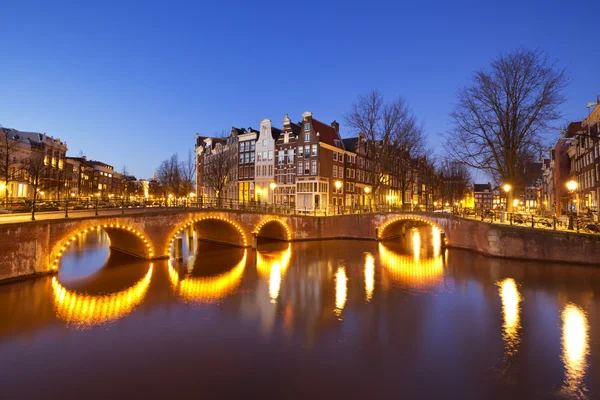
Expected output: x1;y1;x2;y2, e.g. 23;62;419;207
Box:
1;209;599;281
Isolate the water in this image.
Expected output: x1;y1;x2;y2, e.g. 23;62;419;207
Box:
0;226;598;399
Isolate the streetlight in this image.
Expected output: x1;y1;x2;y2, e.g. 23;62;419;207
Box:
503;184;512;212
364;186;371;209
433;201;438;211
566;180;578;230
269;182;277;205
334;181;342;214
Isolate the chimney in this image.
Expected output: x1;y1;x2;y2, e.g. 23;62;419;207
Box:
331;120;339;134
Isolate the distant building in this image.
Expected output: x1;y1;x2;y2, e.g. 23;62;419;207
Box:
473;183;492;209
274;114;301;205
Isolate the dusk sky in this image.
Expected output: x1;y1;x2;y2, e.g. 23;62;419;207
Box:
1;0;599;180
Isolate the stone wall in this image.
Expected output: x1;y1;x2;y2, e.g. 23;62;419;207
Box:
1;210;599;282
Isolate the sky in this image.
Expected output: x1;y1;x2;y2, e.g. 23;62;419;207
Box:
1;0;599;180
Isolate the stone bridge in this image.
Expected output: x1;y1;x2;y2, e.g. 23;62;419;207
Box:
1;210;599;281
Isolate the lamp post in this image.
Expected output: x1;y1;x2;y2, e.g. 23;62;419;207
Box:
334;181;342;214
269;182;277;205
433;201;438;212
189;192;195;208
364;186;371;211
566;180;578;230
503;184;512;212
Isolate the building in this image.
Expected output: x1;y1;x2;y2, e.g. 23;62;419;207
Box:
65;156;94;198
195;135;238;201
473;183;493;209
294;112;346;213
0;128;68;200
254;120;280;204
235;127;257;203
274;114;301;205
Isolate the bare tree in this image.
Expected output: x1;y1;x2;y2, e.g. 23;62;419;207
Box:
346;90;425;205
23;148;47;220
0;127;22;204
180;149;196;196
156;154;182;198
438;158;472;205
202;141;236;202
445;49;567;189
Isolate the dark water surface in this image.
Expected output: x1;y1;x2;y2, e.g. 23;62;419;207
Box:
1;227;599;399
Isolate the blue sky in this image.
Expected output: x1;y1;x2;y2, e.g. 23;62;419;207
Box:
1;0;599;180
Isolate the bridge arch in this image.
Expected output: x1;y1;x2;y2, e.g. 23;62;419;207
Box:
378;215;447;242
166;215;249;257
253;218;291;241
50;223;155;272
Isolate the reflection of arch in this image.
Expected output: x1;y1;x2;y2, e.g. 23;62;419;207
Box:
51;224;154;271
254;218;291;241
51;263;153;328
166;216;248;256
379;243;443;288
168;250;247;303
379;215;445;242
256;244;292;302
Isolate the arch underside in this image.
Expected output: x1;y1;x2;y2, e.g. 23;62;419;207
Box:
256;220;290;242
193;219;246;247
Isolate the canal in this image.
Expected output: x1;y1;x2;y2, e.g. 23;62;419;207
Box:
0;225;598;399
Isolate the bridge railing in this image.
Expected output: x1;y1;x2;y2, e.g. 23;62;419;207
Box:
1;198;599;235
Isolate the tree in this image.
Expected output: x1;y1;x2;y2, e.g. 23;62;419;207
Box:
180;149;196;196
23;147;47;220
156;154;182;198
445;49;567;190
438;158;472;205
0;126;22;204
202;140;236;202
345;90;425;205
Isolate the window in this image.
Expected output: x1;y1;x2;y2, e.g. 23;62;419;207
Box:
257;153;262;162
278;150;284;164
284;134;289;144
268;150;273;160
305;162;310;175
263;151;267;160
305;147;310;158
333;165;337;178
250;141;255;151
298;146;303;158
305;133;310;142
250;153;255;162
311;160;317;175
298;162;303;175
339;168;344;178
333;152;337;161
304;123;310;131
244;153;249;164
263;139;267;146
239;154;244;163
311;144;317;156
287;149;294;164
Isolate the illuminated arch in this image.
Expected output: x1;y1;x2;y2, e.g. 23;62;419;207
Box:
253;218;292;241
50;224;155;272
51;263;153;328
378;243;444;288
166;215;248;256
168;250;247;303
378;215;446;242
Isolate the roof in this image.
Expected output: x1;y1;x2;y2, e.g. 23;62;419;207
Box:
342;138;358;153
290;122;301;137
2;128;66;146
312;118;344;149
473;183;492;192
270;126;282;141
564;121;583;138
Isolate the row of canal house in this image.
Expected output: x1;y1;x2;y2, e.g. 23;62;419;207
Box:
196;111;411;213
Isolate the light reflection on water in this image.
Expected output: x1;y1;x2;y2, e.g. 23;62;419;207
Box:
561;303;590;398
497;278;522;360
0;225;598;399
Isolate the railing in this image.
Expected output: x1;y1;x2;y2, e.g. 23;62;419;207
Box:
1;198;599;235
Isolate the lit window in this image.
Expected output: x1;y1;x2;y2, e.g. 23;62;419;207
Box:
298;162;303;175
305;133;310;142
311;144;317;156
311;160;317;175
304;123;310;131
298;146;303;158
